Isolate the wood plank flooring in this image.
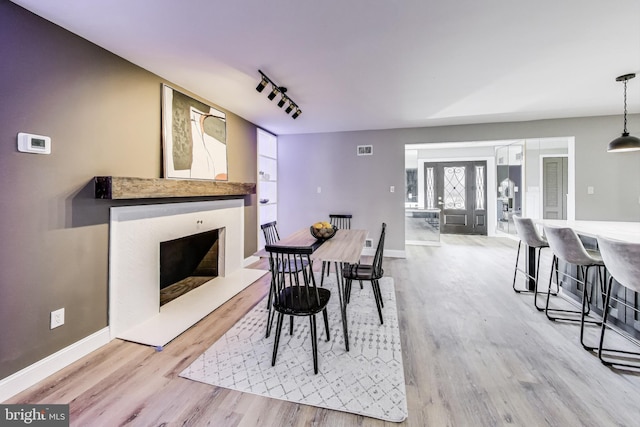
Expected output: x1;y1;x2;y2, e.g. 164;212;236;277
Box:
7;235;640;426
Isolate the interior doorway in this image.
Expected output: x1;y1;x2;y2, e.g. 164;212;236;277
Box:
542;156;568;220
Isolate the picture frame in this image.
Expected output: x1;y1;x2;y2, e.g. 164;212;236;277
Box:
162;84;228;180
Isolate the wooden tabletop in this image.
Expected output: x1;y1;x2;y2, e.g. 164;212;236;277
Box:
253;228;320;258
311;229;368;264
253;228;368;262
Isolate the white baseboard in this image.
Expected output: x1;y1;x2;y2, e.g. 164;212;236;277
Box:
361;248;406;258
0;327;110;403
243;255;261;267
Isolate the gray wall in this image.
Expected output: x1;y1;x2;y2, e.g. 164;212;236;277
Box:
279;116;640;252
0;2;259;380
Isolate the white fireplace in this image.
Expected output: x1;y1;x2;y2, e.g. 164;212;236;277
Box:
109;199;266;347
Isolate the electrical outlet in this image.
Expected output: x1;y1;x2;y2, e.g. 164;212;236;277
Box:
50;308;65;329
365;238;373;248
390;186;395;193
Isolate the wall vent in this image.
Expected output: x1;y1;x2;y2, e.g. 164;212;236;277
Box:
357;145;373;156
364;238;373;248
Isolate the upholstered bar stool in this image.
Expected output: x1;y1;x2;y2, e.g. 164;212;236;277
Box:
512;217;553;310
596;236;640;368
543;225;606;350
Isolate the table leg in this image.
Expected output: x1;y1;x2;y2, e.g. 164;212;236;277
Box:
333;261;349;352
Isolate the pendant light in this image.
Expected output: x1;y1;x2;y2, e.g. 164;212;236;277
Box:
608;73;640;152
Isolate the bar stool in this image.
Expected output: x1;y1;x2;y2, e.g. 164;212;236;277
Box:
512;217;554;310
596;236;640;369
543;225;606;350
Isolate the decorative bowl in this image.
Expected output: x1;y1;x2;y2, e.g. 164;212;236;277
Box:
310;224;337;240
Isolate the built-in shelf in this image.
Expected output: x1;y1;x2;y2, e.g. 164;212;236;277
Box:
94;176;256;200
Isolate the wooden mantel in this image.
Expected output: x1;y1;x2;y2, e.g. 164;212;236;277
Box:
94;176;256;200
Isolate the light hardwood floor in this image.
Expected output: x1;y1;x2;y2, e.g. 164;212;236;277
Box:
7;235;640;426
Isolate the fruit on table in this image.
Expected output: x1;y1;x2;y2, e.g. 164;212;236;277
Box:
312;221;334;237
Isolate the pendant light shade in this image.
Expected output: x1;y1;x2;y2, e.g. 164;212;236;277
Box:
608;133;640;152
608;73;640;152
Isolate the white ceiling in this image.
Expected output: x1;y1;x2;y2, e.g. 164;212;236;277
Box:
11;0;640;135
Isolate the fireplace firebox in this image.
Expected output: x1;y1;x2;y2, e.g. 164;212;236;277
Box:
159;229;220;306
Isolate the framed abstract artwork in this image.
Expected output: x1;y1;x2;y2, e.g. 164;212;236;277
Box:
162;84;228;180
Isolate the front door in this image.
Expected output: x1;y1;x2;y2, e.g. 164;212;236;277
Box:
425;161;487;235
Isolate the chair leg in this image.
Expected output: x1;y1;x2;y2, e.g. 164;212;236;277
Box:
290;316;294;335
320;261;326;287
265;275;276;337
372;280;384;325
345;278;353;304
598;277;613;365
322;308;330;341
310;315;319;374
512;241;522;292
271;313;284;366
580;266;599;351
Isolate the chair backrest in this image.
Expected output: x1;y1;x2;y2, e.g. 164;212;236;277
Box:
372;223;387;276
543;225;597;266
597;236;640;293
261;221;280;245
265;244;320;311
513;216;547;248
329;214;352;230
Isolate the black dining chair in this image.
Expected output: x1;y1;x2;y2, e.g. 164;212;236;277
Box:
329;214;352;230
266;244;331;374
260;221;280;245
322;214;360;287
343;223;386;325
260;221;307;337
596;236;640;369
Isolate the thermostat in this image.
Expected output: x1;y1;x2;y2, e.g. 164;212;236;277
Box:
17;132;51;154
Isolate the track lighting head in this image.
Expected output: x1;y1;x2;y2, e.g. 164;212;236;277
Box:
267;85;279;100
256;70;301;119
285;100;295;114
256;75;268;93
277;88;288;108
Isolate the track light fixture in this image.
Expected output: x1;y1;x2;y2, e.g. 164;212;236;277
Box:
256;70;301;119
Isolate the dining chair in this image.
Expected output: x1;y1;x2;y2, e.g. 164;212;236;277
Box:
343;223;386;324
321;214;356;286
329;214;352;230
260;221;307;337
512;216;555;310
596;236;640;369
266;244;331;374
543;225;606;350
260;221;280;245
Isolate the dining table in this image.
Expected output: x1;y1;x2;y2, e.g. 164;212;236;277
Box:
255;227;368;351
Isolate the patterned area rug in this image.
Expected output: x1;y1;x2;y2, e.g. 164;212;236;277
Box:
180;276;407;422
